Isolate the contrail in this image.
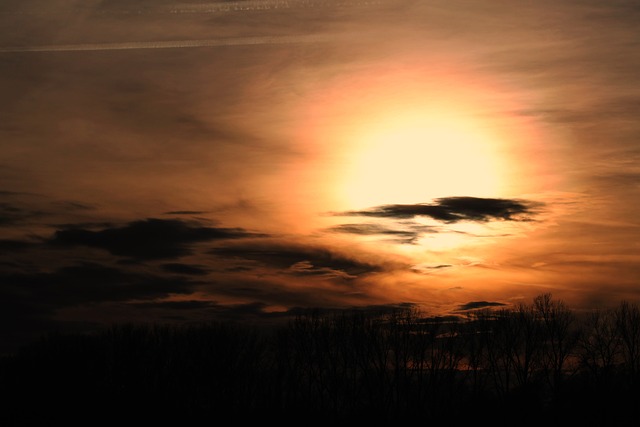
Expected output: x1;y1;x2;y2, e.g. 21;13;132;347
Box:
4;0;383;16
0;34;339;53
158;0;383;13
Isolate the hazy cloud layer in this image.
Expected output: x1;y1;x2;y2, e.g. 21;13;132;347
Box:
0;202;44;226
0;260;200;351
0;262;197;307
0;239;32;253
161;263;210;276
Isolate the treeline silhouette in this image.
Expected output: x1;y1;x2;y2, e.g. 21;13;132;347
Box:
2;293;640;425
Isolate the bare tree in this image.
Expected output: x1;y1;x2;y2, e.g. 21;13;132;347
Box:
461;309;494;398
486;302;544;401
577;308;621;389
614;301;640;384
534;293;579;394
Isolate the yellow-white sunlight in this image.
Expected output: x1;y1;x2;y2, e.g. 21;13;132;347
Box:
286;56;557;240
337;110;505;209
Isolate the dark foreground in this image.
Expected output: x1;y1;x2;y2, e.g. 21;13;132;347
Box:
2;294;640;425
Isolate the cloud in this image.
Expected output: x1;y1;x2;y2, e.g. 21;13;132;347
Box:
428;264;452;269
52;201;94;211
409;263;455;275
0;262;198;306
287;260;358;280
457;301;507;311
128;300;279;323
0;202;44;226
517;96;640;126
94;0;380;14
50;218;264;260
0;190;33;196
161;263;210;276
327;222;440;244
0;239;32;253
0;34;340;53
338;197;542;223
265;302;418;317
0;261;199;332
210;241;382;277
163;211;209;215
0;261;201;352
592;171;640;188
129;300;218;311
327;223;432;243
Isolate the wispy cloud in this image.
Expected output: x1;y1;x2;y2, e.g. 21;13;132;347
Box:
457;301;507;311
210;240;384;277
0;202;45;226
326;223;434;244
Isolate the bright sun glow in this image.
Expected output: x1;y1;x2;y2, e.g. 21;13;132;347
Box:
289;57;553;237
338;110;505;209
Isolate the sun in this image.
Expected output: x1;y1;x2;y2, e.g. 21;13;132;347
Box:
338;109;505;209
287;56;554;227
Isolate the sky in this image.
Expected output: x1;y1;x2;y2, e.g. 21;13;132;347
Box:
1;0;639;351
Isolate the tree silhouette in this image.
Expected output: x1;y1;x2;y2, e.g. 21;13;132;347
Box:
2;293;640;424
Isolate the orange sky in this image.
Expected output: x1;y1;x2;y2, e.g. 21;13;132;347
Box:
1;0;639;351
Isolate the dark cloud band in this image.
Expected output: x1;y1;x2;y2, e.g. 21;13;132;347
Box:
50;218;263;260
338;197;542;223
458;301;507;311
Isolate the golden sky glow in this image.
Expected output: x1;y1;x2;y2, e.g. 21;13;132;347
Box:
338;111;504;207
290;58;560;215
1;0;639;351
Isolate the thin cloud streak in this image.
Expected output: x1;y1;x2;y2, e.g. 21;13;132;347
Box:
0;34;341;53
156;0;385;14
